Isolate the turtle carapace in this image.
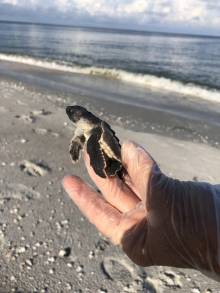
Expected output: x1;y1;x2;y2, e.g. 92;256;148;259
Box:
66;105;122;178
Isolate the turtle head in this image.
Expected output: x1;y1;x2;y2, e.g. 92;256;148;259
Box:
66;106;89;123
66;105;100;127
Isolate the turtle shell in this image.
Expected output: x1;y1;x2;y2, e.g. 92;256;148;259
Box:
86;123;122;178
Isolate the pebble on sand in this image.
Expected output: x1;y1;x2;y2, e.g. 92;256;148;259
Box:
58;247;71;258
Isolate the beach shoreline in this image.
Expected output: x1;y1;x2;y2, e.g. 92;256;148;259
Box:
1;60;220;149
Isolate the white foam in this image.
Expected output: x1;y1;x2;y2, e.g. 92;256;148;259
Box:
0;53;220;103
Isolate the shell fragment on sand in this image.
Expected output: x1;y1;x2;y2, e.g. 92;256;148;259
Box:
19;160;50;177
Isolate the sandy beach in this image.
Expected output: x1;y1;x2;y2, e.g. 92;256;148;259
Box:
0;69;220;293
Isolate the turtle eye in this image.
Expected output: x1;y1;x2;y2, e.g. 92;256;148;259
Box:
66;107;80;121
73;110;83;120
75;110;81;116
66;106;74;116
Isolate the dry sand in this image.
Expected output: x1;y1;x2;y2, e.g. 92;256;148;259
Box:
0;79;220;293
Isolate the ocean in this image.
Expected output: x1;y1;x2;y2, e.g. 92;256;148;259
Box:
0;21;220;104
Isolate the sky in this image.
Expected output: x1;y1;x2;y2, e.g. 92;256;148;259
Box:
0;0;220;36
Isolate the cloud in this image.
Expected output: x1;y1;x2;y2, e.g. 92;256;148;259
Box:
0;0;219;32
1;0;39;6
1;0;18;5
71;0;220;28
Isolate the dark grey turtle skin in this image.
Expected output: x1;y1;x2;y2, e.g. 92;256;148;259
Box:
66;105;122;178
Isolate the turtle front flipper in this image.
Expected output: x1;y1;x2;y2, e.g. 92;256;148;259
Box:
101;121;121;160
105;158;122;177
87;128;107;178
69;135;85;162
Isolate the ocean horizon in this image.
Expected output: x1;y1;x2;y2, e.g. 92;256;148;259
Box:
1;20;220;39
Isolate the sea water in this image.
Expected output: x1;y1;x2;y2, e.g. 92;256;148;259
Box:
0;21;220;103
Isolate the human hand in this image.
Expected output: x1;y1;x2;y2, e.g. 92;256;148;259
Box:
63;141;219;272
62;141;152;249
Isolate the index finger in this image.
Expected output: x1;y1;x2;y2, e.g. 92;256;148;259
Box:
62;175;122;244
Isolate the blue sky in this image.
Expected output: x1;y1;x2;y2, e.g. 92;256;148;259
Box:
0;0;219;35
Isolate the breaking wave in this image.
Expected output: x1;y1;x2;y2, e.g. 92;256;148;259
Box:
0;53;220;103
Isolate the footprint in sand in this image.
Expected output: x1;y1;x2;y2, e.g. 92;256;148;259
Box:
102;257;159;292
160;270;182;289
34;128;60;137
15;109;52;124
0;183;41;200
101;257;134;284
15;114;36;123
19;160;51;177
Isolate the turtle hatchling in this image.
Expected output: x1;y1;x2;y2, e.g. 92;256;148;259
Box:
66;105;122;178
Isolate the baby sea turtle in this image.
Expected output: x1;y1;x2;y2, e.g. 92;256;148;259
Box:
66;105;122;178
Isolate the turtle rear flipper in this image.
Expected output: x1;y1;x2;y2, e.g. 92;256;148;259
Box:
105;158;122;177
87;130;107;178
